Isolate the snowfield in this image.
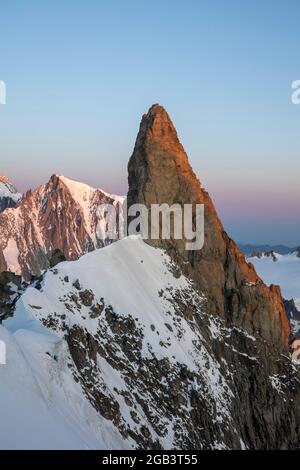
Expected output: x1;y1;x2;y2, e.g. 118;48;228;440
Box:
0;326;117;449
249;252;300;307
1;238;298;449
0;236;237;449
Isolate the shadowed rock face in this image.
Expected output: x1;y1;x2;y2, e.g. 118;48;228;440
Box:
0;271;23;323
0;197;17;213
128;104;289;350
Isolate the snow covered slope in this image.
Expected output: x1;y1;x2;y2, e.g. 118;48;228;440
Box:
0;326;123;450
1;236;300;449
249;252;300;307
0;236;251;449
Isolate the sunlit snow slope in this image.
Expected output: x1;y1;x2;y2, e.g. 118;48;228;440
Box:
1;236;297;450
0;236;241;450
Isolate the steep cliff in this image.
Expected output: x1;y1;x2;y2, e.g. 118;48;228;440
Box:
127;104;289;351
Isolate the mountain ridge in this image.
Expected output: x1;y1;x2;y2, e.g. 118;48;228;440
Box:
0;105;300;449
0;174;124;279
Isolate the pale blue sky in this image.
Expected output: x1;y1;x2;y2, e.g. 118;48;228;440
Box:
0;0;299;245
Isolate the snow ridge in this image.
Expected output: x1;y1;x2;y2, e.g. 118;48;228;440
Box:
0;236;240;449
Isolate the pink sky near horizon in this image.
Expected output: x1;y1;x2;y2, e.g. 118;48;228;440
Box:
9;170;300;247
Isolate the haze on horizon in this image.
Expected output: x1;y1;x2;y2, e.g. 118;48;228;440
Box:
0;0;299;246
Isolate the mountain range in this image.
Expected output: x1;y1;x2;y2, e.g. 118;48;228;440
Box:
239;244;298;257
0;176;21;213
0;104;300;449
248;250;300;341
0;175;124;279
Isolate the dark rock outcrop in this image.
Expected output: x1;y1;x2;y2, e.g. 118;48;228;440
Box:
49;249;66;268
249;250;278;262
0;197;17;212
284;298;300;342
0;271;23;322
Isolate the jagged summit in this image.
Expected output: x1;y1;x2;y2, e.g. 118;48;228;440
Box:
138;104;181;147
128;104;204;211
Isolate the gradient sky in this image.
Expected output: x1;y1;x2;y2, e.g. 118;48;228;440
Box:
0;0;299;245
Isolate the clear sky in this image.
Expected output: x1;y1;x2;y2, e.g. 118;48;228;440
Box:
0;0;299;245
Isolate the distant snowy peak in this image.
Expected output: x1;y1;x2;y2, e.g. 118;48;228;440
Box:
249;250;300;262
249;250;300;318
49;174;125;204
0;174;124;279
243;244;300;259
44;174;125;242
239;243;294;257
46;174;125;213
0;175;20;197
248;250;279;262
0;175;22;212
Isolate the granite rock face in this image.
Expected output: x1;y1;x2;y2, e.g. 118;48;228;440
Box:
127;104;289;351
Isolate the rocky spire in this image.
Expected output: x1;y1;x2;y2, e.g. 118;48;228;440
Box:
127;104;290;349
